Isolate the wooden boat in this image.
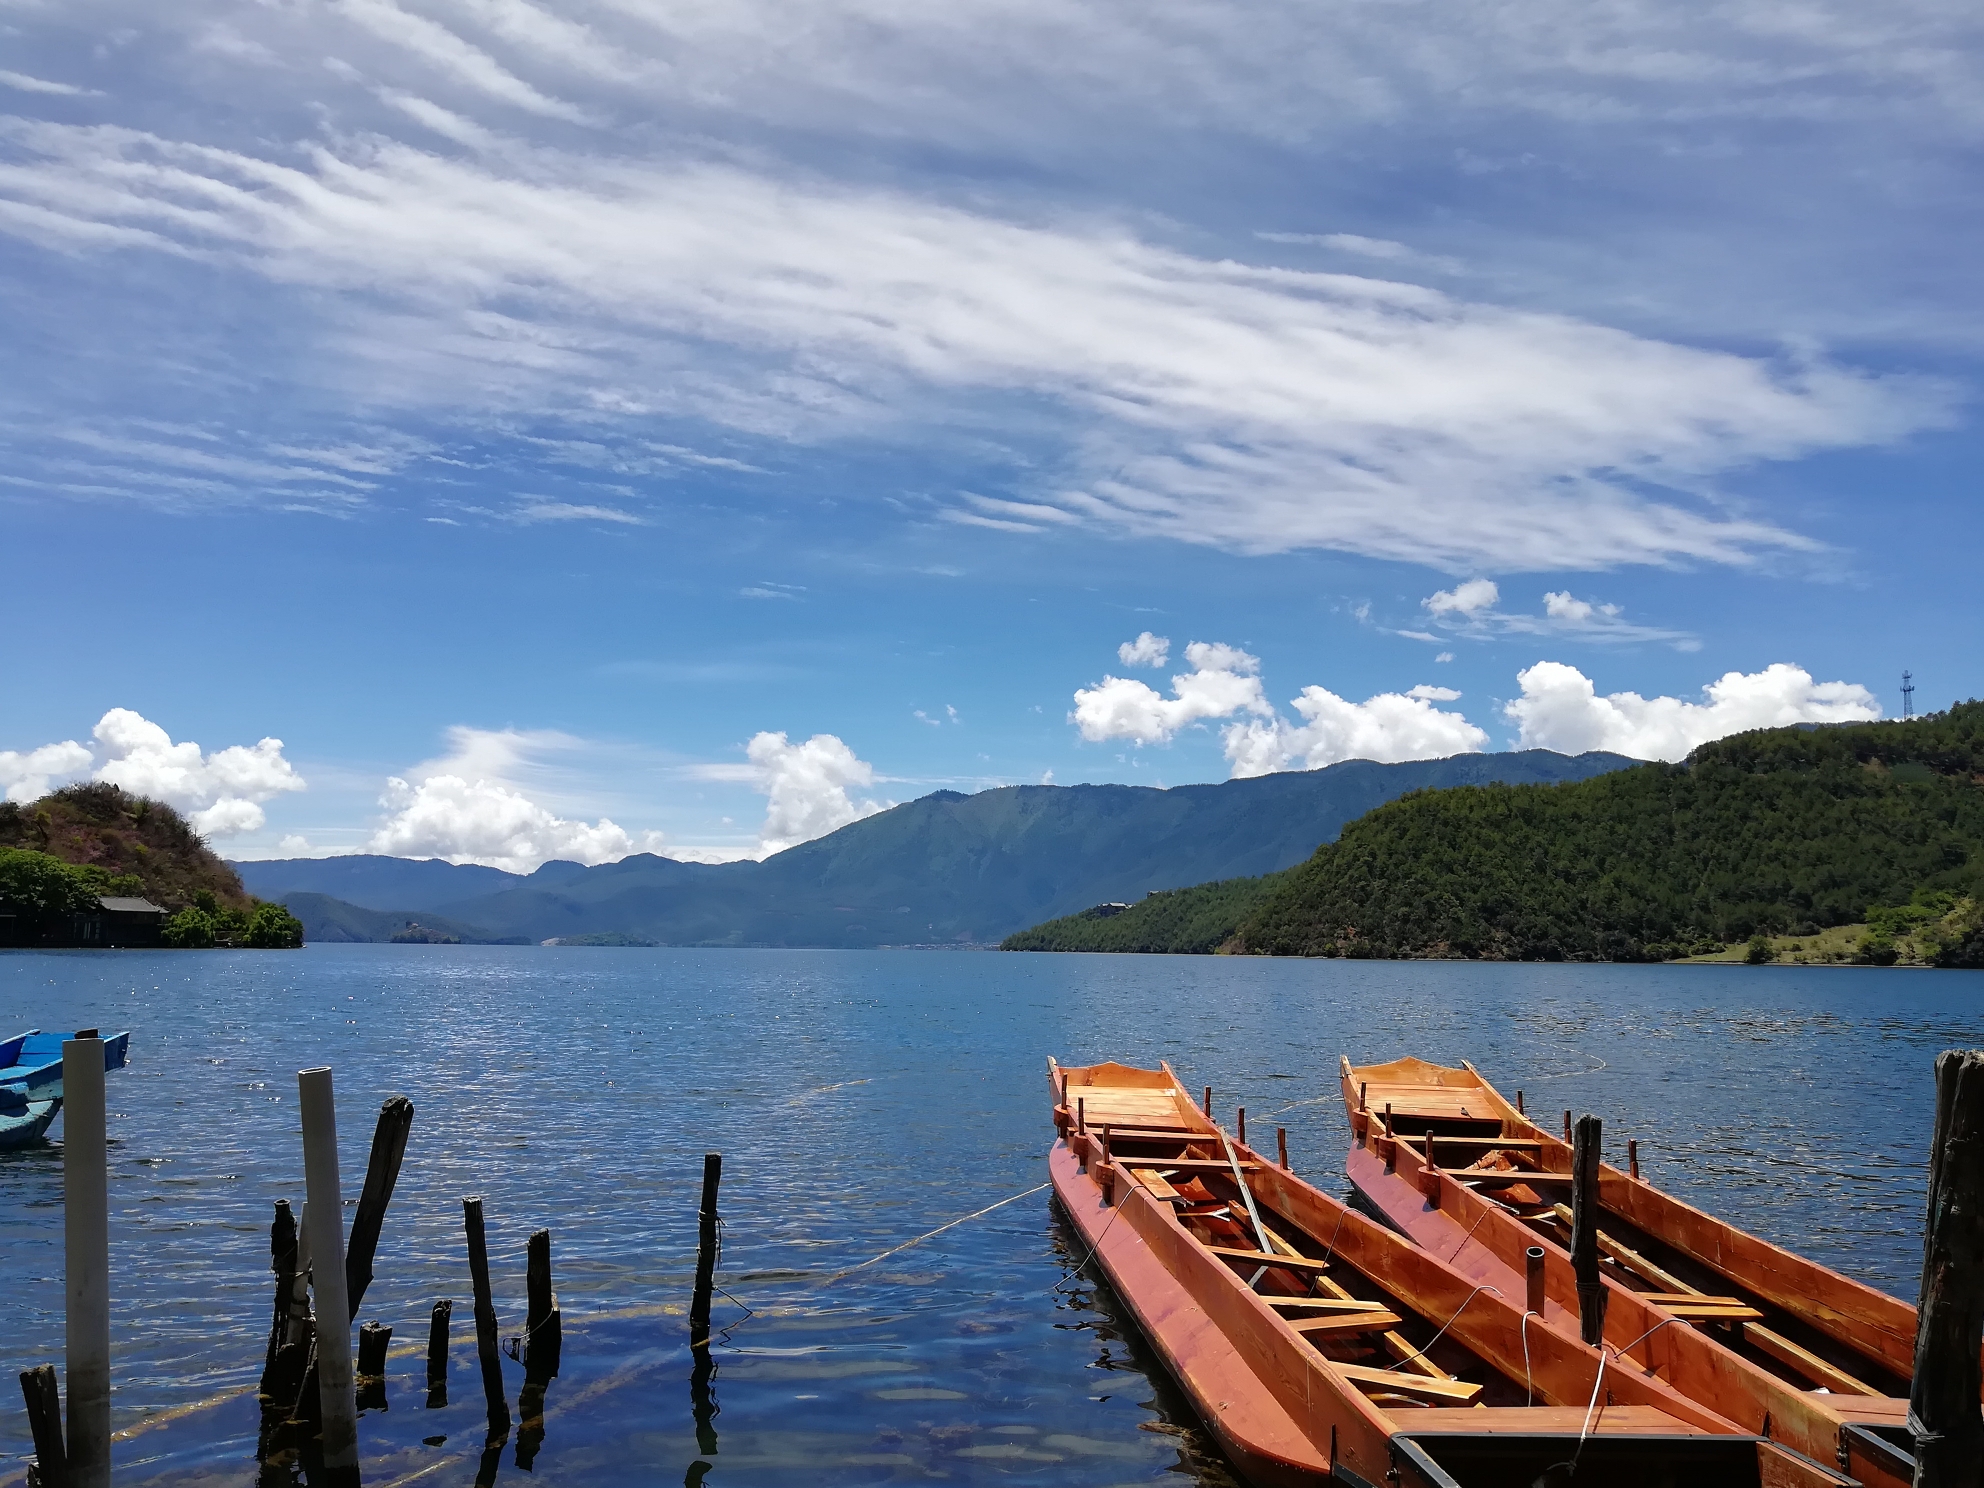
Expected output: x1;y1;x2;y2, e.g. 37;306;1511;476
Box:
1339;1054;1923;1486
0;1029;131;1151
1049;1056;1856;1488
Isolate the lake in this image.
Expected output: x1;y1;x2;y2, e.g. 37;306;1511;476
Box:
2;946;1981;1486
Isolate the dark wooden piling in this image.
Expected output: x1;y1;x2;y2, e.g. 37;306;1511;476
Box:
345;1097;414;1318
425;1300;453;1402
261;1201;298;1384
1910;1049;1984;1484
1382;1103;1396;1174
1570;1115;1606;1345
1202;1086;1212;1117
1628;1139;1640;1180
356;1323;391;1413
1237;1107;1246;1145
463;1198;511;1435
690;1155;722;1349
524;1230;561;1384
1563;1109;1572;1143
1515;1089;1524;1115
1276;1128;1289;1170
20;1365;66;1488
1524;1246;1546;1317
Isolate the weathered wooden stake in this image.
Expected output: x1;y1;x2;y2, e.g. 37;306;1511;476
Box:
1563;1109;1572;1143
524;1229;561;1384
425;1300;453;1401
1237;1107;1246;1145
690;1154;722;1349
1515;1089;1524;1115
262;1201;298;1383
298;1067;361;1487
1276;1128;1289;1170
63;1034;110;1488
1910;1048;1984;1485
1202;1086;1212;1117
1524;1245;1546;1317
1075;1096;1085;1135
345;1096;415;1317
1628;1139;1640;1180
20;1365;66;1488
357;1323;391;1380
1570;1114;1606;1346
463;1198;511;1434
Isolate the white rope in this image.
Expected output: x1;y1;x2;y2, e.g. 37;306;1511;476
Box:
1520;1311;1537;1405
1381;1284;1500;1373
821;1182;1050;1287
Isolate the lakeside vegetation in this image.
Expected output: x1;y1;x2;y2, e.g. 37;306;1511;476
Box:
1003;703;1984;967
0;784;303;948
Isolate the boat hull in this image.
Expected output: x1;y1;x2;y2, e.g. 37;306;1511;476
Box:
0;1099;60;1151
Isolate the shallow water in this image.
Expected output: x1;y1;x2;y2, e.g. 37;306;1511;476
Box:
2;946;1981;1485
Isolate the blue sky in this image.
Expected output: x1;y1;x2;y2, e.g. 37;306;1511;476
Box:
2;0;1979;865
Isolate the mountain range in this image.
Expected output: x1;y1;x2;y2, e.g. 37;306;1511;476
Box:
236;749;1632;947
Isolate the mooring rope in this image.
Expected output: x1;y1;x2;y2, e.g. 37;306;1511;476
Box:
820;1181;1051;1287
1379;1283;1499;1373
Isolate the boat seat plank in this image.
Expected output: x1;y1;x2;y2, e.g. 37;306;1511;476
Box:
1264;1297;1395;1314
1655;1301;1767;1322
1130;1168;1184;1202
1402;1406;1707;1436
1331;1364;1485;1403
1092;1125;1202;1141
1287;1310;1405;1339
1206;1244;1336;1275
1128;1158;1261;1173
1446;1169;1574;1185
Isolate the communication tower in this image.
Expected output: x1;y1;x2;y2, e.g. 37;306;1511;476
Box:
1902;670;1915;719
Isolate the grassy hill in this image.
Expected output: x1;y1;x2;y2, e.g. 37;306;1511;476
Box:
1003;705;1984;967
0;783;254;912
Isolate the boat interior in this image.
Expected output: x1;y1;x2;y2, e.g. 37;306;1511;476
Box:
1341;1056;1914;1449
1055;1060;1845;1488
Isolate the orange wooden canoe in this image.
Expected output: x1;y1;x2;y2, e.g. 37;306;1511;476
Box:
1049;1056;1857;1488
1339;1054;1924;1486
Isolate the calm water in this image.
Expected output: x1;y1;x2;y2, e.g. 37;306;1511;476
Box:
2;946;1982;1486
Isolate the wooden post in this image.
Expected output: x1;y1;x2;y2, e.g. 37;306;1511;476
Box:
63;1034;109;1488
1570;1114;1606;1346
1382;1102;1396;1174
1563;1109;1572;1143
1203;1086;1212;1117
345;1097;415;1317
1525;1246;1546;1316
1515;1089;1524;1115
20;1365;66;1488
1358;1082;1367;1113
262;1201;298;1381
298;1067;361;1488
1076;1097;1085;1134
425;1300;452;1403
356;1323;390;1414
1910;1048;1984;1484
1628;1139;1640;1180
1237;1107;1246;1145
462;1198;510;1434
524;1230;561;1384
1277;1128;1289;1170
690;1154;722;1349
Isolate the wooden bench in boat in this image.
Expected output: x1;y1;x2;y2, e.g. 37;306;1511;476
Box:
1443;1168;1573;1186
1637;1293;1766;1322
1207;1244;1338;1275
1329;1363;1485;1404
1265;1297;1395;1314
1112;1157;1261;1173
1130;1168;1184;1202
1402;1405;1709;1435
1286;1310;1406;1339
1090;1125;1205;1141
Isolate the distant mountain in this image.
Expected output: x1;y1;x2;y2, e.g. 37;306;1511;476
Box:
237;750;1634;946
280;893;529;945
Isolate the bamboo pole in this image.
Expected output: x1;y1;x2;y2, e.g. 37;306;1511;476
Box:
462;1198;511;1434
298;1067;361;1488
345;1097;414;1317
63;1034;109;1488
19;1365;66;1488
1570;1114;1607;1346
690;1155;721;1349
1910;1048;1984;1485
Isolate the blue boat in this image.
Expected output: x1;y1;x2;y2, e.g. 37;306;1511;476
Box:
0;1030;131;1151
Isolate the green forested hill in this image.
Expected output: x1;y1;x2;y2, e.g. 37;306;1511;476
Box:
1005;704;1984;965
1001;876;1278;952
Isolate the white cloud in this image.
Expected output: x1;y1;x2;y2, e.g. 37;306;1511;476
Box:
746;731;890;855
0;109;1941;570
365;773;664;872
1117;631;1170;668
1223;687;1488;776
3;711;306;835
1425;579;1501;617
0;740;94;804
0;71;99;97
1071;641;1272;745
1504;661;1881;760
1435;651;1455;663
89;709;305;837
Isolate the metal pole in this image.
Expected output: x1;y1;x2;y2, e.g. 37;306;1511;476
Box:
64;1033;110;1488
298;1067;361;1488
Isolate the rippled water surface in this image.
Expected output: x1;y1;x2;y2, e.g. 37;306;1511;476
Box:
3;946;1982;1486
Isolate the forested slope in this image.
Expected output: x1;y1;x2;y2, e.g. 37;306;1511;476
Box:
1239;704;1984;962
